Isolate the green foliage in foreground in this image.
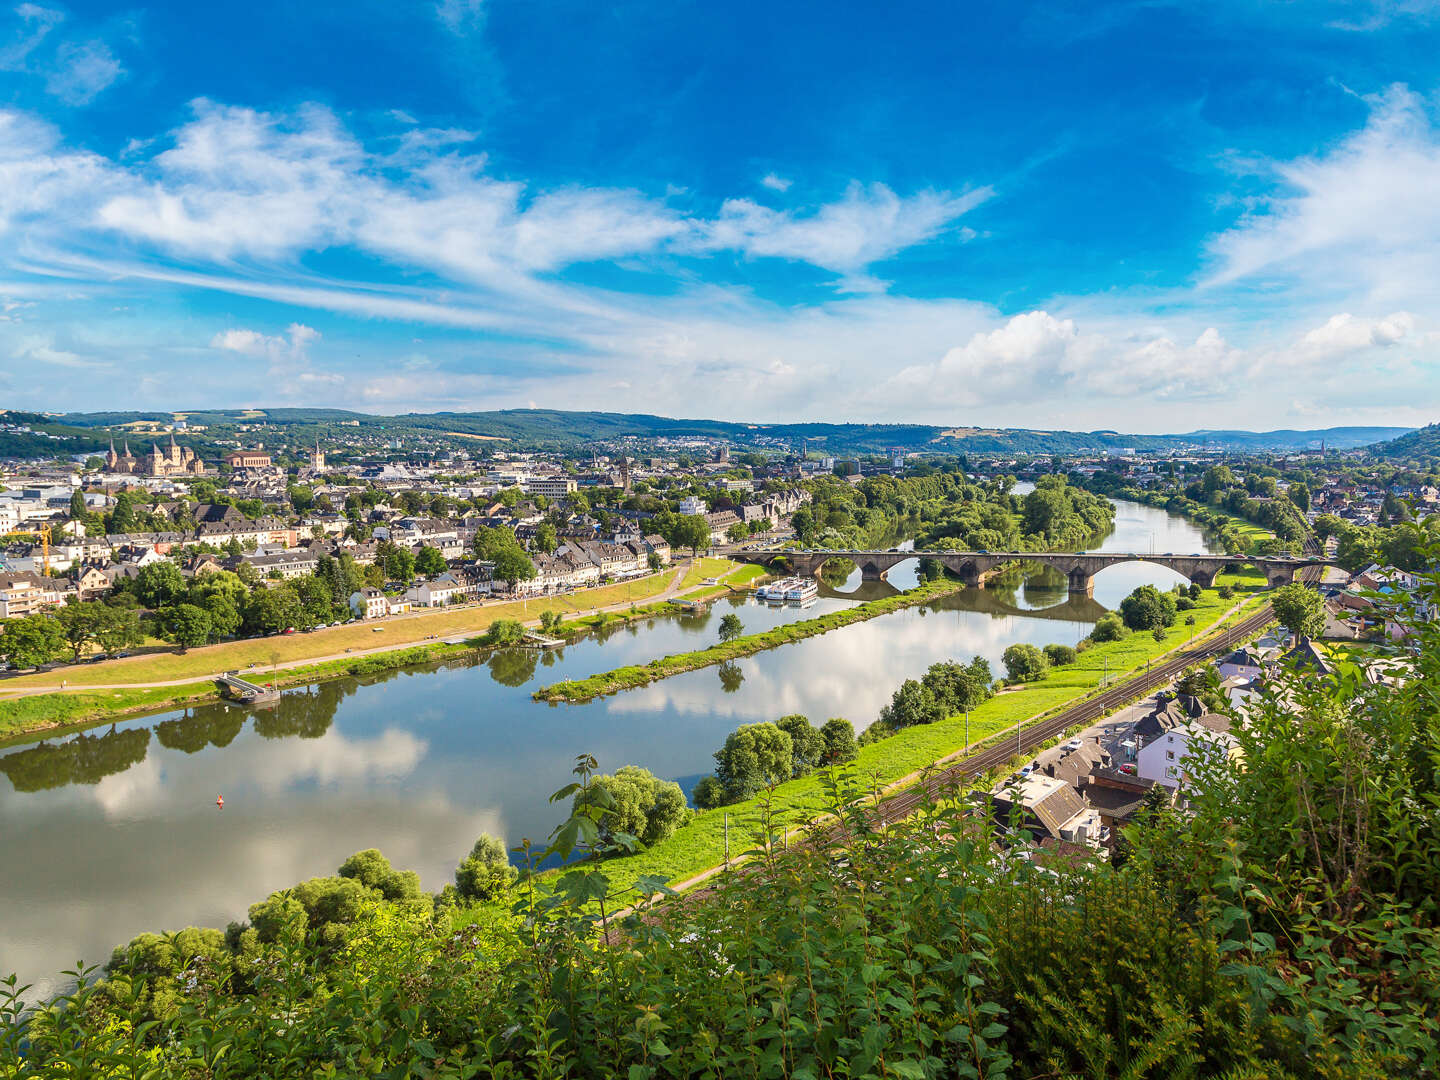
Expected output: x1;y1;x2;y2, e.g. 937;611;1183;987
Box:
12;599;1440;1080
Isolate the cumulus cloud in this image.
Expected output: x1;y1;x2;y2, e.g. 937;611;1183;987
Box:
760;172;792;192
210;322;339;396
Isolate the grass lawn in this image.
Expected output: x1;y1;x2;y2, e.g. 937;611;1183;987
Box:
680;557;740;590
561;568;1271;898
0;570;682;694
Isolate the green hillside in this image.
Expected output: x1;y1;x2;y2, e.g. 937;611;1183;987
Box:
1369;422;1440;461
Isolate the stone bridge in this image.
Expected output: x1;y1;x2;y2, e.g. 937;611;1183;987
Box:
740;548;1337;594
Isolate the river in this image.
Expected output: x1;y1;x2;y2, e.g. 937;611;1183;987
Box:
0;497;1221;998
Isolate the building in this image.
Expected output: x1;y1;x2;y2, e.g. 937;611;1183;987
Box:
527;476;578;499
310;440;327;472
678;495;706;516
105;435;206;477
986;774;1107;847
225;447;274;470
1136;714;1238;789
0;572;64;618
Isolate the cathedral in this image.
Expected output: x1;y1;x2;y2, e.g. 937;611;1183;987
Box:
105;435;207;477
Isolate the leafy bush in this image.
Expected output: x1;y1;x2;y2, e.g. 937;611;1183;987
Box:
1089;611;1127;642
454;834;517;902
1042;643;1076;667
1002;642;1049;681
573;765;689;847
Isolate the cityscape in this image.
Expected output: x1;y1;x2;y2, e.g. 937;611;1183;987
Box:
2;2;1440;1076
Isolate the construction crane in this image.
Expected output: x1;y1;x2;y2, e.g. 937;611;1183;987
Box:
1;524;52;574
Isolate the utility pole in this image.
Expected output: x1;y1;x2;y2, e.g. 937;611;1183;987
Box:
965;708;970;748
724;813;729;864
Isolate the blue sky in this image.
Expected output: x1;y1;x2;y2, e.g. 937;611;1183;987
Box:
2;0;1439;429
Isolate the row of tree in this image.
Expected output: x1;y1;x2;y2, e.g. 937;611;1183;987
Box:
693;715;859;808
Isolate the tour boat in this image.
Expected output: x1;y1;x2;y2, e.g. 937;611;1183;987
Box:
757;576;819;603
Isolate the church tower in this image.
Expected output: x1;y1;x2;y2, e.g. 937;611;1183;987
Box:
311;438;326;472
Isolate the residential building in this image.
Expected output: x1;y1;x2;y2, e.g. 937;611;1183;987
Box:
1136;714;1238;789
0;572;64;618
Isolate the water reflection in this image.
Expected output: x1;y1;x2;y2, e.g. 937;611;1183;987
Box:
0;726;152;792
0;497;1223;1003
717;660;745;693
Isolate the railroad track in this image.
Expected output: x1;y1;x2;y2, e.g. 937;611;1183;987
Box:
846;547;1323;832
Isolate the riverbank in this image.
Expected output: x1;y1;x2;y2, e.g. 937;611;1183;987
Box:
533;574;967;702
0;560;760;742
550;567;1271;899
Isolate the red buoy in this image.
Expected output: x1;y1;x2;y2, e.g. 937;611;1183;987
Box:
216;794;224;808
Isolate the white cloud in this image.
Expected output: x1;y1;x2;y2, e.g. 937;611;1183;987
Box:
760;172;792;192
0;4;63;70
45;39;123;104
1205;84;1440;310
1300;311;1416;354
12;335;107;369
696;181;991;284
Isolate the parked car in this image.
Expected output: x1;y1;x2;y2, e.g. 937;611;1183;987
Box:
1062;739;1083;752
1119;762;1137;775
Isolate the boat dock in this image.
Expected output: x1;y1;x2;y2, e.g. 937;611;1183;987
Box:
216;672;281;704
522;632;565;648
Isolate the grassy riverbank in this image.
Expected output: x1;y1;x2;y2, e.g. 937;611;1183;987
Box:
533;575;968;702
0;560;764;742
561;568;1270;898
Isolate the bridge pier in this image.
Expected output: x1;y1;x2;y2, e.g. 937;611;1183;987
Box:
1187;569;1216;589
1066;568;1094;596
859;562;887;582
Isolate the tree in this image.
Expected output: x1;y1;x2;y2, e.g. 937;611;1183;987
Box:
1043;643;1077;667
95;605;143;654
69;490;88;520
0;613;66;668
490;547;537;590
712;722;793;803
572;765;688;847
535;522;558;555
414;545;447;577
454;834;518;902
1119;584;1177;631
202;594;242;639
158;603;213;650
692;775;727;809
338;848;421;901
134;562;187;609
376;541;415;583
775;714;826;777
482;618;525;646
879;679;945;730
1270;582;1326;640
819;717;858;765
920;658;993;711
243;586;303;636
726;522;748;544
539;609;564;634
717;613;743;643
1287;482;1311;513
108;490;138;534
55;602;108;660
1002;642;1049;682
673;514;711;555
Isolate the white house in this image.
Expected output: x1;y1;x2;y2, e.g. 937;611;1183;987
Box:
1136;715;1239;789
678;495;706;516
349;587;388;619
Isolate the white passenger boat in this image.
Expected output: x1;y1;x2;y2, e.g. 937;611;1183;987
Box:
756;576;819;603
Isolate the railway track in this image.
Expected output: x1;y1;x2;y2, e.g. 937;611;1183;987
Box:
842;549;1323;832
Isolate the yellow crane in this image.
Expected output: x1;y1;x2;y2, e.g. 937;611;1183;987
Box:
1;524;52;574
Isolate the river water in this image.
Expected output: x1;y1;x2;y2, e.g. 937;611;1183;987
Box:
0;497;1219;998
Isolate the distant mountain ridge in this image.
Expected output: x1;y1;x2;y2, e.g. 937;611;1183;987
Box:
35;408;1414;455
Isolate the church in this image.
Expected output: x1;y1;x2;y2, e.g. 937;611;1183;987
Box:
105;435;207;477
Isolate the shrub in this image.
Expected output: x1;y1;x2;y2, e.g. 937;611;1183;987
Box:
1217;584;1234;599
1042;643;1077;667
1090;612;1127;642
1002;642;1049;681
573;765;689;847
819;717;858;765
454;834;518;902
